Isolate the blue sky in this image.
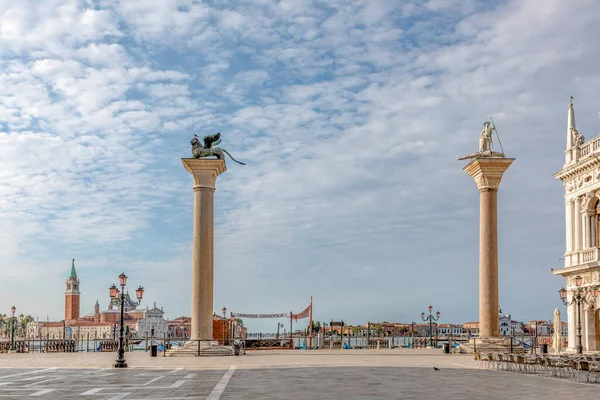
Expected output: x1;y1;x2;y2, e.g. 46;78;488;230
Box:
1;0;600;333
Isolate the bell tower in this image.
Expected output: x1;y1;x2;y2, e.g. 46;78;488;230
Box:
65;259;80;321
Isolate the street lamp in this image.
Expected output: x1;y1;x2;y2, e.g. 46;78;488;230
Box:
222;306;227;345
135;286;145;304
10;306;16;351
110;273;143;368
421;305;440;348
276;322;284;339
559;276;598;354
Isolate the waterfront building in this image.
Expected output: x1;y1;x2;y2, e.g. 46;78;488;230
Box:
27;260;166;340
135;303;168;338
553;99;600;351
437;324;464;337
168;317;191;338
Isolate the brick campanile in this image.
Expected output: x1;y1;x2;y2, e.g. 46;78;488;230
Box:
65;258;80;320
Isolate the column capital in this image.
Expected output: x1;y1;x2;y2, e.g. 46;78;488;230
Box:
182;158;227;189
463;157;515;192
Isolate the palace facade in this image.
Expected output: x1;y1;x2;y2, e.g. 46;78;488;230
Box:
554;99;600;351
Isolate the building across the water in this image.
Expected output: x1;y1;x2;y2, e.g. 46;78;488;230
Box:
27;260;168;339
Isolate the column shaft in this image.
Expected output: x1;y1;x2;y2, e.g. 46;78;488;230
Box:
575;199;581;250
584;215;590;248
565;200;573;253
479;188;499;338
182;158;226;344
191;187;215;341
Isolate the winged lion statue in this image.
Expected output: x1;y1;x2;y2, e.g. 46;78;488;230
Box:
190;133;246;165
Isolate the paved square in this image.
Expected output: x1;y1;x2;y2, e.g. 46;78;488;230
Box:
0;351;599;399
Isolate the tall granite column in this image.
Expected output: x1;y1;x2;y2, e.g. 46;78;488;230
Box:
463;157;514;339
182;159;226;341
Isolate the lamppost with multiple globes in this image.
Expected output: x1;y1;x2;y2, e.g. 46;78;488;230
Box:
421;305;440;348
222;306;227;345
109;273;144;368
10;306;16;351
559;276;598;354
276;322;284;339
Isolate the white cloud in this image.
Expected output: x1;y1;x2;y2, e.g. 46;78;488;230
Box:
2;0;600;332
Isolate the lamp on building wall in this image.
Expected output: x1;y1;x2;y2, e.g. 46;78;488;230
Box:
559;276;598;354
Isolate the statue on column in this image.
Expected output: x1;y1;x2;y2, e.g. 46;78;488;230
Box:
479;121;495;153
190;132;246;165
458;120;505;161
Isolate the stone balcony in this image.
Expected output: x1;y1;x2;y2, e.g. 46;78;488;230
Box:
579;136;600;159
565;248;600;268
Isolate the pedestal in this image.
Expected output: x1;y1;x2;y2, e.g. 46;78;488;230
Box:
182;158;226;341
463;157;514;340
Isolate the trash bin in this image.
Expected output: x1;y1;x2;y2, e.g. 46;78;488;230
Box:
541;343;548;354
150;345;158;357
442;343;450;354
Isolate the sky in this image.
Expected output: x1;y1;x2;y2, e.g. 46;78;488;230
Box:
1;0;600;333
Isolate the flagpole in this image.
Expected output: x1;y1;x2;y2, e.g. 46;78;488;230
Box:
309;296;313;349
289;311;293;349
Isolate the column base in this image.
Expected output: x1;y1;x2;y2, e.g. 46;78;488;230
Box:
165;340;236;357
459;337;526;354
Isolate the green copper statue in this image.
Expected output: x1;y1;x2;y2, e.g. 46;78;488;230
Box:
190;132;246;165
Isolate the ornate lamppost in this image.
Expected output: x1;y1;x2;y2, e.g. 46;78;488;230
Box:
222;306;227;345
109;273;144;368
421;305;440;348
10;306;16;351
559;276;598;354
276;322;284;339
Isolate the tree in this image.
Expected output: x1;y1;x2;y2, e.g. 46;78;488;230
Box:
21;315;34;332
312;321;321;333
376;325;383;335
234;318;244;327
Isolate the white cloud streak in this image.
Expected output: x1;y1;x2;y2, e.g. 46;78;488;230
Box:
1;0;599;331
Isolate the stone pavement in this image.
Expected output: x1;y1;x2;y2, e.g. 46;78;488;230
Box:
0;350;597;399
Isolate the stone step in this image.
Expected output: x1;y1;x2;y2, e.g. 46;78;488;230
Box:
165;345;235;357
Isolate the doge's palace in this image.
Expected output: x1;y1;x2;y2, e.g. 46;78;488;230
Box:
554;99;600;352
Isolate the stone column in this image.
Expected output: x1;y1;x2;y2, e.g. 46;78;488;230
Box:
584;214;590;248
463;157;514;339
182;159;226;341
575;198;582;250
565;200;573;253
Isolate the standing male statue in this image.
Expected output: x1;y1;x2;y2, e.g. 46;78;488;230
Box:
457;120;505;161
479;121;495;153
